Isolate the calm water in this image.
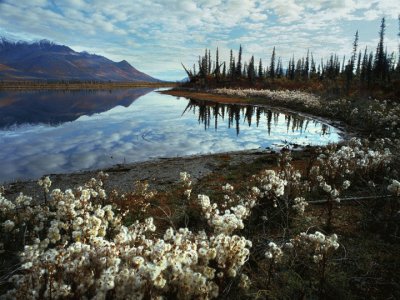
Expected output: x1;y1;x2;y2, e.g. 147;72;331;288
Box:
0;88;340;183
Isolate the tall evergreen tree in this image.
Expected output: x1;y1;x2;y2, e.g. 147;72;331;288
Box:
351;30;359;72
310;53;316;79
290;55;295;80
269;47;276;79
276;57;283;78
247;55;256;81
303;50;310;80
367;52;373;86
215;47;220;77
295;59;302;79
258;58;263;78
236;45;243;78
345;30;359;91
356;51;362;77
229;49;234;77
208;49;212;76
374;17;387;81
243;62;248;76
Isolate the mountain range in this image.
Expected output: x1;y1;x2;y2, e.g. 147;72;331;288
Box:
0;39;159;82
0;88;154;128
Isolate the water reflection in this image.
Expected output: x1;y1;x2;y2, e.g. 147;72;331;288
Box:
0;90;340;183
182;99;330;137
0;88;154;128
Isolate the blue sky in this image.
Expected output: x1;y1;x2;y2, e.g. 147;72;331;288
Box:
0;0;399;81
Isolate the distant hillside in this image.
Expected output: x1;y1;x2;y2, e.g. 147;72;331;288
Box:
0;88;154;128
0;38;160;82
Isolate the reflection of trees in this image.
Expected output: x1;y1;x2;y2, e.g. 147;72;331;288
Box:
182;99;331;136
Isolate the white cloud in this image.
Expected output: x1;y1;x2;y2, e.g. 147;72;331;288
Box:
0;0;399;80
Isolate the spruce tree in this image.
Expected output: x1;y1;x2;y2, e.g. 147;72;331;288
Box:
352;31;359;72
374;17;386;81
208;49;212;76
247;55;256;81
236;45;242;78
269;47;276;79
229;49;234;77
215;47;220;77
356;51;362;78
303;50;310;80
360;46;368;82
310;53;316;79
258;58;263;78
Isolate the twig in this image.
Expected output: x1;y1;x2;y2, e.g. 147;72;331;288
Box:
308;194;392;204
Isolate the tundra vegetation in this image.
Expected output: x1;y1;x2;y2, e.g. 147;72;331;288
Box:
0;17;400;300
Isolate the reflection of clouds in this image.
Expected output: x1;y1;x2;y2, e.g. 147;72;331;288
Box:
0;92;341;183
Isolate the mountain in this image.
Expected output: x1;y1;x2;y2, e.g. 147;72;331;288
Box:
0;88;155;128
0;39;160;82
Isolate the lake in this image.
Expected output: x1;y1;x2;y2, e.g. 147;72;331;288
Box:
0;88;341;183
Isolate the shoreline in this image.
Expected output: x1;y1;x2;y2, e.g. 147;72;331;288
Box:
0;81;176;90
2;88;354;194
2;148;286;200
160;88;356;139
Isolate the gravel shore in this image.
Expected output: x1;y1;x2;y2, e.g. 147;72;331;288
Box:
2;149;278;200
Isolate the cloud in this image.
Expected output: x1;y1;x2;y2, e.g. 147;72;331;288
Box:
0;0;398;80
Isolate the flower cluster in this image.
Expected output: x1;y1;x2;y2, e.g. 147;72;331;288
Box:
214;88;321;109
265;242;283;264
38;176;52;193
290;231;340;264
180;171;192;200
197;184;259;235
310;138;391;202
253;170;287;207
387;180;400;196
1;173;253;299
292;197;308;215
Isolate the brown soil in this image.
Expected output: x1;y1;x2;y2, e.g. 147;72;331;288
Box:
2;149;279;201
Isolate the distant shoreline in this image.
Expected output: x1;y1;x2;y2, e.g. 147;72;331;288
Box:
0;81;177;90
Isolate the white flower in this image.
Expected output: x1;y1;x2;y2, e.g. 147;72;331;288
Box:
3;220;15;232
388;180;400;196
342;180;351;190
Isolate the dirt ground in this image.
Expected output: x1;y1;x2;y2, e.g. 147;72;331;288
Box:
2;149;278;200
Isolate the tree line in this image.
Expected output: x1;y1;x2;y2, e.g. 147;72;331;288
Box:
182;17;400;96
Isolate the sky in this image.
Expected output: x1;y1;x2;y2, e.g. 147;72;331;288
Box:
0;0;399;81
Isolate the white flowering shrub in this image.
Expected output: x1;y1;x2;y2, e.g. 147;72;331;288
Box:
307;138;392;229
251;151;310;228
260;231;340;293
0;134;397;298
387;180;400;196
212;89;400;139
38;176;52;193
0;173;254;299
265;242;283;264
197;181;260;235
362;100;400;137
180;172;192;200
214;88;321;109
290;231;340;264
285;231;340;293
